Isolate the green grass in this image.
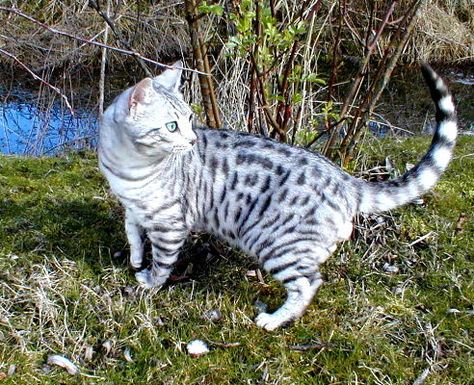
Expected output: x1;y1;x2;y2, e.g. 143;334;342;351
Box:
0;137;473;384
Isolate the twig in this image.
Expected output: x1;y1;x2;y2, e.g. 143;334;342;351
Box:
184;0;222;128
88;0;152;77
98;0;111;115
408;231;434;247
0;47;74;114
412;368;430;385
289;342;326;351
42;136;93;155
367;2;397;51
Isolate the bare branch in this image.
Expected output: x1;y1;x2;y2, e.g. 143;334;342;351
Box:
0;6;209;76
88;0;152;77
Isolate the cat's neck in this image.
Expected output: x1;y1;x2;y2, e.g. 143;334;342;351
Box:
98;120;170;187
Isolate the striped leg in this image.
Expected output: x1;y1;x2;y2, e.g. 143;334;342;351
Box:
125;210;145;268
255;244;329;331
255;273;322;331
135;229;187;289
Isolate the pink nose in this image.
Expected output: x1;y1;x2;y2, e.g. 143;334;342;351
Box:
190;138;197;145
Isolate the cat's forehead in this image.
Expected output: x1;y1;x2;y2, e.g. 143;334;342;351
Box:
154;86;190;115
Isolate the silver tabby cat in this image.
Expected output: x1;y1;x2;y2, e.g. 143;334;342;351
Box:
99;62;457;331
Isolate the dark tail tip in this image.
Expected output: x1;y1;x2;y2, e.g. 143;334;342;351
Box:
421;63;446;97
420;63;455;121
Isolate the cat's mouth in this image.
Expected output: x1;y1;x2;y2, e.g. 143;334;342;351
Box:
171;145;194;153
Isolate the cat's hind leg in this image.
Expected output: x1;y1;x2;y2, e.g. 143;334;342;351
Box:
135;229;187;289
125;210;146;268
255;247;328;331
255;273;323;331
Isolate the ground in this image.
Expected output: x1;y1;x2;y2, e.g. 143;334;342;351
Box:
0;136;473;384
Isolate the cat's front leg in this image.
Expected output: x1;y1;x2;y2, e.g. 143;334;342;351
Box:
125;210;145;268
135;228;187;289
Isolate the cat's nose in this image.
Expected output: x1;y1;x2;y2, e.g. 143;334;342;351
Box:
190;138;197;146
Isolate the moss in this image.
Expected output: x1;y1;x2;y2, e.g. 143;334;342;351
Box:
0;136;473;384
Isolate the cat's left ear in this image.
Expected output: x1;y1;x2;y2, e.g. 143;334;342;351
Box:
154;61;183;93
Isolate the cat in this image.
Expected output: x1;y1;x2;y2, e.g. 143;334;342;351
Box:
98;61;457;331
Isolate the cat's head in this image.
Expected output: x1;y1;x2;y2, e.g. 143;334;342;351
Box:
108;61;197;157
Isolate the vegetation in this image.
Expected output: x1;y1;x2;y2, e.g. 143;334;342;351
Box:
0;135;473;384
0;3;473;381
1;0;473;159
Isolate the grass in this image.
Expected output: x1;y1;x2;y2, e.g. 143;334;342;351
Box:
0;136;473;384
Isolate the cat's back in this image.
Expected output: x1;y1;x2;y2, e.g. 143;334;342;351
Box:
194;126;356;197
190;127;359;247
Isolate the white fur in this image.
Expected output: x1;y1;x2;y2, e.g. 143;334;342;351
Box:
338;221;353;240
435;77;445;90
433;146;452;170
438;120;458;142
418;168;438;190
438;95;455;114
378;192;397;211
406;182;420;201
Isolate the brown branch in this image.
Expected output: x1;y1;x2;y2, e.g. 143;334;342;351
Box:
322;1;398;159
339;0;422;164
367;2;397;52
249;52;285;139
98;0;111;115
0;47;74;114
184;0;221;128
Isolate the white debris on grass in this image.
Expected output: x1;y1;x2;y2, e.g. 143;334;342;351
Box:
47;355;79;375
382;262;399;274
84;346;94;361
7;364;16;376
186;339;210;357
102;340;113;355
446;308;461;314
124;348;133;362
202;309;222;322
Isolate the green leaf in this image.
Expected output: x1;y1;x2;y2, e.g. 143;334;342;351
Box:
198;2;224;16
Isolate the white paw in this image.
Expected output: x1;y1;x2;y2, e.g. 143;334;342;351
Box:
135;270;154;289
135;269;167;289
130;254;143;269
255;312;283;331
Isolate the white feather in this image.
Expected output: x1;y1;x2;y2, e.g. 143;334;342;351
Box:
47;355;79;375
187;339;210;356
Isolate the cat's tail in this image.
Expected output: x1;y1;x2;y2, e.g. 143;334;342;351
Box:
357;63;457;214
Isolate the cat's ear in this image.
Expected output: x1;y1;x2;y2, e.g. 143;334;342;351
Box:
154;61;183;93
128;77;154;116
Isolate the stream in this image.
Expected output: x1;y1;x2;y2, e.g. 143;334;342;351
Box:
0;68;472;156
0;89;97;156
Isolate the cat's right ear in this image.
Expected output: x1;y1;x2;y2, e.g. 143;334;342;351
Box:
128;77;154;118
154;61;183;94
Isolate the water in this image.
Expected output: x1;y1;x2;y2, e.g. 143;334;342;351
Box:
0;90;98;156
0;67;471;156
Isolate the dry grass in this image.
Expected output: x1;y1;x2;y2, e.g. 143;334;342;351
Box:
0;0;189;75
409;0;474;63
0;136;473;384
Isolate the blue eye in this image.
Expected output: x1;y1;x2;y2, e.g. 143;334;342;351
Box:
166;121;178;132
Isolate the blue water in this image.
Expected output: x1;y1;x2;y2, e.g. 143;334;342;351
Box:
0;91;98;156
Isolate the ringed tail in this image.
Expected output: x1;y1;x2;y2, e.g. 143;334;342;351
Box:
357;63;458;214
